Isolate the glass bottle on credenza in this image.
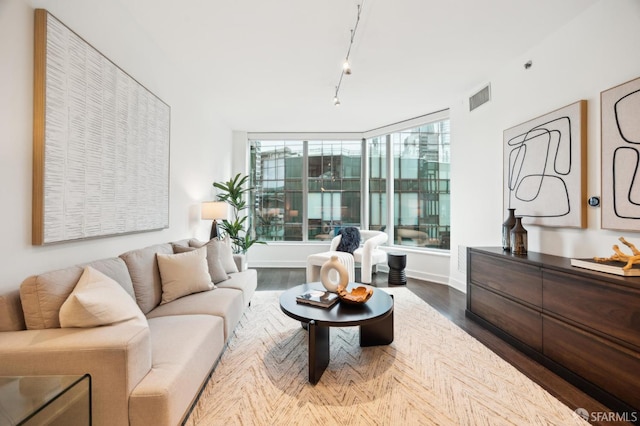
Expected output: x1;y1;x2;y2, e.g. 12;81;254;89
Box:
502;208;516;251
510;216;528;255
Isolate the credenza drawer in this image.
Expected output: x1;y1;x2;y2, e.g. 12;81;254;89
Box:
469;284;542;351
543;269;640;350
469;252;542;307
543;315;640;410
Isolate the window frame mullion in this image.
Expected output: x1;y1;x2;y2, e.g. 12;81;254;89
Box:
302;140;309;241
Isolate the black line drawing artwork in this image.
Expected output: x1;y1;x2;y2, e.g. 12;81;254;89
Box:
503;100;585;228
602;77;640;231
612;89;640;219
506;116;572;218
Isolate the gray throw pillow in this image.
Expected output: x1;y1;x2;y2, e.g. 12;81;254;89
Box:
188;238;239;274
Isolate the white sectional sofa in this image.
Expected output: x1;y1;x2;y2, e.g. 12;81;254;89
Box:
0;238;256;426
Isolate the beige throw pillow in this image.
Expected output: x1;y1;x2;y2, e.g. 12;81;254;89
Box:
59;266;147;328
173;244;228;284
157;247;214;304
190;238;238;274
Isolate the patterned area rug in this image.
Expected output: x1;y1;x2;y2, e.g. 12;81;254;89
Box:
185;288;586;425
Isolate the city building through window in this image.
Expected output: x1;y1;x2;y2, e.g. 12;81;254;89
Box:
248;114;450;250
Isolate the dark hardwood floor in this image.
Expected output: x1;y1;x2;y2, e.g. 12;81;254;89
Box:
256;267;628;426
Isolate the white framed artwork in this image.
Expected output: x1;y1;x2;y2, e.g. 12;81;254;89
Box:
601;76;640;231
503;100;587;228
33;10;170;245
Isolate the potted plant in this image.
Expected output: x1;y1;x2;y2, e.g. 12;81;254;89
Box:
213;173;264;254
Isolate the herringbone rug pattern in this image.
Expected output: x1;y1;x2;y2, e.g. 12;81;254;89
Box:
185;288;586;425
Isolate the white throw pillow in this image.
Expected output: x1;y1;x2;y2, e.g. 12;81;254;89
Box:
157;246;214;304
173;244;228;284
59;266;147;328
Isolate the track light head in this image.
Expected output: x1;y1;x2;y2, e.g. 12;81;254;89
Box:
343;60;351;75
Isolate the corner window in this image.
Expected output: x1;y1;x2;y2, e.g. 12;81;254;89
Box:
248;113;450;250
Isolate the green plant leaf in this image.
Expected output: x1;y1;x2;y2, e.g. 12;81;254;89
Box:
213;173;263;254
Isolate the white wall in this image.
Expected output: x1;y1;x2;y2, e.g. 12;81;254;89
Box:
242;0;640;293
449;0;640;289
0;0;232;293
3;0;637;294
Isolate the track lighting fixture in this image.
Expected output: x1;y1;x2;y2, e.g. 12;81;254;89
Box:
332;2;364;106
333;91;341;106
343;60;351;75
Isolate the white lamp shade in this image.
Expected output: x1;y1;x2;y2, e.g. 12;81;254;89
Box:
201;201;228;220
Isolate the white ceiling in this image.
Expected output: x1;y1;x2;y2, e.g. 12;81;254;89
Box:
117;0;600;132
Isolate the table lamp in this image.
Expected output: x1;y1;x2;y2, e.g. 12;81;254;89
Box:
201;201;228;239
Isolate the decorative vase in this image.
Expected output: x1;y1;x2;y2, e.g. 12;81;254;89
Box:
510;216;528;255
502;208;516;251
320;255;349;292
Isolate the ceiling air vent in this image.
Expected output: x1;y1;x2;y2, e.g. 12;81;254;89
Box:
469;84;491;111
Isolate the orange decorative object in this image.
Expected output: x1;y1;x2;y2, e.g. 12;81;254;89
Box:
594;236;640;270
336;285;374;304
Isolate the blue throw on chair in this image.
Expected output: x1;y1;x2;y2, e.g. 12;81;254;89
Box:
336;227;361;254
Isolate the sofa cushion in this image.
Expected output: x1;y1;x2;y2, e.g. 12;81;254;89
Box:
20;266;84;329
190;238;238;274
20;257;137;330
173;244;228;284
129;315;224;426
59;267;147;328
0;290;26;331
216;268;257;307
156;247;214;304
146;287;243;342
120;243;173;314
171;239;191;248
83;257;136;299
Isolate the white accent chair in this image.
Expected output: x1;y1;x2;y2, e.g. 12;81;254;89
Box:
306;251;356;283
330;230;388;284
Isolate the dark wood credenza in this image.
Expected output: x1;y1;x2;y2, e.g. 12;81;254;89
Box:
466;247;640;414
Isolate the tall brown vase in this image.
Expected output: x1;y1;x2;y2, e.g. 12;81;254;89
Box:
510;216;528;255
502;208;516;251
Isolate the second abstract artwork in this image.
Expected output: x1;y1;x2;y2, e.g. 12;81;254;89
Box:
503;100;587;228
601;76;640;231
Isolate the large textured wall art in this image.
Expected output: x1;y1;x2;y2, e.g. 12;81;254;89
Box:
601;76;640;231
503;100;587;228
33;10;170;245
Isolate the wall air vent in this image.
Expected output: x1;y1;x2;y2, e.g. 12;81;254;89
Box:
469;84;491;111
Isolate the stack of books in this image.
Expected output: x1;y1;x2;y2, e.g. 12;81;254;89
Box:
570;258;640;276
296;290;339;308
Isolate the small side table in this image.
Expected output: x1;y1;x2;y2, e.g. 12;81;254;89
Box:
0;374;91;425
387;252;407;285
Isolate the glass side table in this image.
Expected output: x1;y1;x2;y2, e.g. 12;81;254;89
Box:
0;374;91;425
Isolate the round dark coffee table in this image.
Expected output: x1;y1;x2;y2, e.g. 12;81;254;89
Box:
279;282;394;384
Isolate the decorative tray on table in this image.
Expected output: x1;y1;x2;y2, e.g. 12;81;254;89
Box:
336;285;374;304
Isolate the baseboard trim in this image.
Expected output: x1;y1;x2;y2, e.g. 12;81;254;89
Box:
249;261;451;287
